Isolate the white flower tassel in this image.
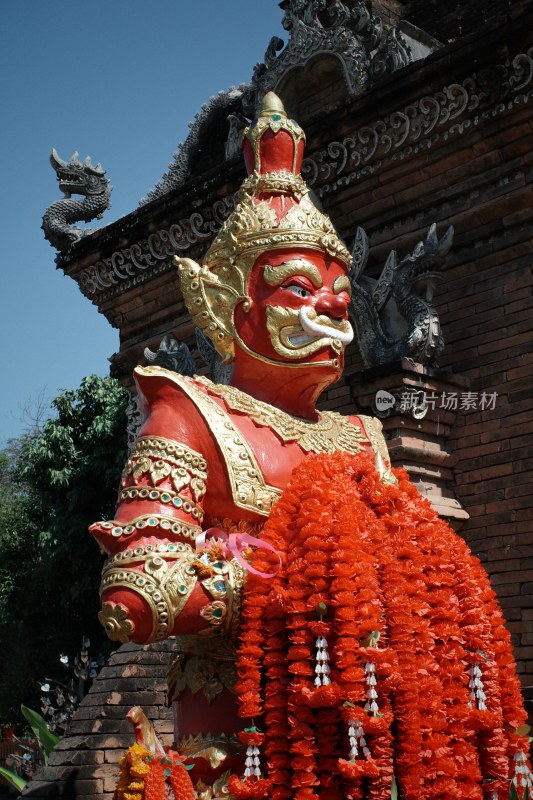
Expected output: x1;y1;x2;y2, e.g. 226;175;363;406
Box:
467;662;487;711
314;635;331;687
348;719;371;761
363;661;379;715
513;750;533;791
244;745;262;779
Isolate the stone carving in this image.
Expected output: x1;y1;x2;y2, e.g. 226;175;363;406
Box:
252;0;411;99
144;335;196;377
195;329;232;385
368;26;413;82
349;223;454;367
77;196;235;299
224;113;249;160
144;332;231;386
125;391;142;444
302;45;533;195
42;149;112;253
142;88;245;205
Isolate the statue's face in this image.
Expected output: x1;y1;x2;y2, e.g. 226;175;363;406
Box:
233;249;353;372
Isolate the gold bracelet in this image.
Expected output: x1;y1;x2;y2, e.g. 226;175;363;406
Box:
96;514;202;542
119;484;204;521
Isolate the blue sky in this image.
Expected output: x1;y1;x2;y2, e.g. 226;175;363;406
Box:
0;1;284;446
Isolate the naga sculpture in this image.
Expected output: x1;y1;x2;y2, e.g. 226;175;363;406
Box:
93;94;530;800
144;335;197;378
42;149;112;253
349;223;453;367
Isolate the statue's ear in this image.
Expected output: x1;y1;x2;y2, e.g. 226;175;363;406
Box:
174;256;240;363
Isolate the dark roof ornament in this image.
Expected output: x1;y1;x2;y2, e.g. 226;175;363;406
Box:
252;0;411;98
42;149;112;256
142;1;437;204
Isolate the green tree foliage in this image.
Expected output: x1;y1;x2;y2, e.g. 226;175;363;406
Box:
0;376;128;722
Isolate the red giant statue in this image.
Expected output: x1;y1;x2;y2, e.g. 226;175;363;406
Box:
91;94;530;800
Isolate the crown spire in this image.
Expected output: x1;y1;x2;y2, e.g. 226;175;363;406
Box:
242;92;306;178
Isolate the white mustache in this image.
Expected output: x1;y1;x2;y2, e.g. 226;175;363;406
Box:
299;306;354;345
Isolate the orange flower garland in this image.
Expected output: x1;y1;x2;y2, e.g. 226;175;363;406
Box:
231;451;530;800
114;744;195;800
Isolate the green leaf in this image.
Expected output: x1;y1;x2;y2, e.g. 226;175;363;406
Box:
391;775;398;800
509;783;520;800
0;766;27;792
21;704;60;758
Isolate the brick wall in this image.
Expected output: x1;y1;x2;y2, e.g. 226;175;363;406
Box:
21;642;174;799
405;0;519;41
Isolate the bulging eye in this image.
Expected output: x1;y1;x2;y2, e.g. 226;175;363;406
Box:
284;283;312;299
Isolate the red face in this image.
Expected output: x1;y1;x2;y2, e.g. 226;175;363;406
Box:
233;249;353;374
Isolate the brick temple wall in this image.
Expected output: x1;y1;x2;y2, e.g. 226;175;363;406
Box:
20;643;174;799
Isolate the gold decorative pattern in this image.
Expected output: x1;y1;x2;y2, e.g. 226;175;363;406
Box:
100;549;199;643
169;651;236;703
197;375;369;455
195;769;234;799
168;637;238;703
122;436;207;502
98;602;135;643
241;169;308;199
118;486;205;522
178;730;241;768
200;601;228;629
359;415;398;486
243;92;306;174
94;513;202;541
108;541;194;562
135;367;281;517
198;555;246;637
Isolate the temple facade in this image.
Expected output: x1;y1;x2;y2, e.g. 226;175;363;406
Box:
30;1;533;797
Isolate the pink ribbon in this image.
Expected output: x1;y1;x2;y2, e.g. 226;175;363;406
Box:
195;527;281;579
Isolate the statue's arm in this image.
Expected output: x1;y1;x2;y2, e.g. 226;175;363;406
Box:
89;369;243;645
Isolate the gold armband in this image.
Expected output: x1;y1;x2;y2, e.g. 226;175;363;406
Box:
121;436;207;502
